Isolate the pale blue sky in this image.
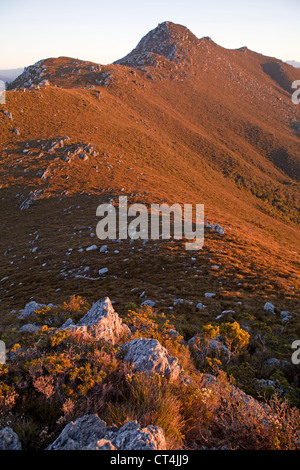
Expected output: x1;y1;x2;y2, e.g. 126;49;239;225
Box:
0;0;299;69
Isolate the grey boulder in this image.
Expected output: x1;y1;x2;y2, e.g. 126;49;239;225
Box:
47;414;107;450
75;297;131;345
122;337;183;381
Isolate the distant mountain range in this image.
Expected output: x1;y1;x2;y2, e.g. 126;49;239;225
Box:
0;68;24;83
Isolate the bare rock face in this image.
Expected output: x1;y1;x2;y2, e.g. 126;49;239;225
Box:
104;420;166;451
47;414;166;450
18;300;55;318
115;21;201;68
0;427;22;450
75;297;131;345
122;337;183;381
47;414;107;450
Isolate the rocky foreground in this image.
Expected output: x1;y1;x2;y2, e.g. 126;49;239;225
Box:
1;296;299;450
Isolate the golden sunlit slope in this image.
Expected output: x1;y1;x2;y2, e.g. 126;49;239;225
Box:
0;20;299;316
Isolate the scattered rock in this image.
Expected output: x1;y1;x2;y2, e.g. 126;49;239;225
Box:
203;373;273;423
122;337;183;381
201;373;217;387
98;267;108;275
86;244;98;251
18;301;54;319
173;299;193;306
264;302;275;314
196;302;206;309
280;311;292;323
19;189;43;210
39;79;50;87
216;310;235;321
2;111;13;120
205;223;225;235
208;339;228;354
141;300;156;307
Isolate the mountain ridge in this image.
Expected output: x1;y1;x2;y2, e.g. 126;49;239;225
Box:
9;21;300;92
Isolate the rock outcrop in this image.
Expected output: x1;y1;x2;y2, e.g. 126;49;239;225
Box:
122;337;183;381
0;427;22;450
47;414;106;450
18;300;54;318
69;297;131;345
47;414;166;450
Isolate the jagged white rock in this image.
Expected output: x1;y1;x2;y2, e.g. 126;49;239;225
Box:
74;297;131;344
122;337;183;381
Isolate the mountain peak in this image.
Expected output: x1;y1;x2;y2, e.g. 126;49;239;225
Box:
115;21;207;67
